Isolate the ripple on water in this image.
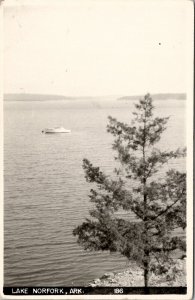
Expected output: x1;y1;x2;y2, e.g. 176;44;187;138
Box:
4;100;186;286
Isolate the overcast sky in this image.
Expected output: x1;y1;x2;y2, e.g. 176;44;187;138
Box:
3;0;191;97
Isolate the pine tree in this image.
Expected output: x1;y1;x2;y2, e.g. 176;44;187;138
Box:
73;93;186;287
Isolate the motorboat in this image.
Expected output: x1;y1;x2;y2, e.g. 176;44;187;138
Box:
42;127;71;134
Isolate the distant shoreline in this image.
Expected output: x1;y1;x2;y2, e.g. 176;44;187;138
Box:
4;94;76;102
4;93;186;102
118;93;186;101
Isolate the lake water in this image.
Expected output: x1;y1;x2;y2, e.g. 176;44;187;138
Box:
4;98;186;286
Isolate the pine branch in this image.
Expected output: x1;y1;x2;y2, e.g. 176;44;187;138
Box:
149;188;184;222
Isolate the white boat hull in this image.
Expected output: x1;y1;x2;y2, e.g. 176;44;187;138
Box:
42;127;71;134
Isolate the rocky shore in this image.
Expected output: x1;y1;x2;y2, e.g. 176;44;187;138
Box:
88;259;186;287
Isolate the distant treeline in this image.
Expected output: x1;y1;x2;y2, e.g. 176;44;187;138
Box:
4;93;75;101
4;93;187;101
118;93;186;101
4;94;114;101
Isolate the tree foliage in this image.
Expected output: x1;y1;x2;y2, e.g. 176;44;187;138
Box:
73;93;186;286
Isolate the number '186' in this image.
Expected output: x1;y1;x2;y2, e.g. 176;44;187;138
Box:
114;288;123;294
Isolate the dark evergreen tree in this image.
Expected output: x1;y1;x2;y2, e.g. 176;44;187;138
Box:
73;93;186;287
